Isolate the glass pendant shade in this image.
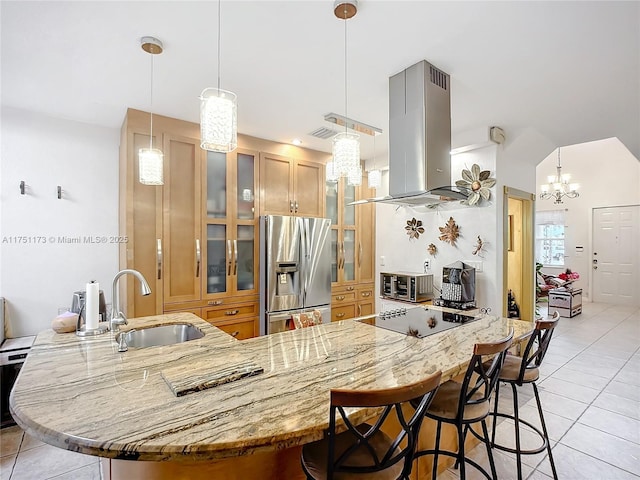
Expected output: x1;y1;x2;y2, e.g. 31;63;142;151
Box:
139;148;164;185
200;88;237;152
367;169;381;189
333;132;360;177
347;164;362;186
326;161;339;183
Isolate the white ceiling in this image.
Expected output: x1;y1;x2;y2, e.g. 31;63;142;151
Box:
2;1;639;164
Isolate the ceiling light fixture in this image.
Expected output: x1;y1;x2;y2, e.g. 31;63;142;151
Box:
200;0;237;152
139;36;164;185
540;147;579;204
367;133;382;189
292;138;302;146
332;0;360;179
326;161;339;183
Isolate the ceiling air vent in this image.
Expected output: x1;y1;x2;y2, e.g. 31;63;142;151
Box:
308;127;338;139
429;65;448;91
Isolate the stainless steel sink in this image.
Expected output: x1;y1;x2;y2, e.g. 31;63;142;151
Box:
118;324;204;348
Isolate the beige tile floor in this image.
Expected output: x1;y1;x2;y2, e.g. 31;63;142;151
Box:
0;302;638;479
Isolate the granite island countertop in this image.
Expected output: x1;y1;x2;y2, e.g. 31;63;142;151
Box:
10;310;533;462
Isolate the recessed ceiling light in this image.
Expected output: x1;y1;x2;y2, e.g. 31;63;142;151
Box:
292;138;302;146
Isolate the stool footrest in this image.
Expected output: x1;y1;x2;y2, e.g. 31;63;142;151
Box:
489;412;548;455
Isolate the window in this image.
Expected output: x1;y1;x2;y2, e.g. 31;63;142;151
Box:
535;210;565;266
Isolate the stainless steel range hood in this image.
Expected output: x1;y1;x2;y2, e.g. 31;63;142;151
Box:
356;60;469;206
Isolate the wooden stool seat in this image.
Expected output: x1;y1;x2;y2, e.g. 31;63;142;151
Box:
497;355;540;383
302;424;402;480
426;380;490;421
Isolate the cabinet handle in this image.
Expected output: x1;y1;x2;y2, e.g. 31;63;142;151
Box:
208;300;223;306
195;239;201;278
227;240;232;275
156;239;162;280
361;292;371;297
233;239;238;275
358;305;362;315
346;286;354;291
295;200;299;213
225;310;239;316
358;242;362;267
290;201;294;213
339;242;345;269
336;295;345;301
336;313;345;319
231;331;240;337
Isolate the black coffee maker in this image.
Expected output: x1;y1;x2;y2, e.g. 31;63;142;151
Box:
434;261;476;310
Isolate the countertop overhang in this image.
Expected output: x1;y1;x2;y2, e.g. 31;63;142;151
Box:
10;311;533;461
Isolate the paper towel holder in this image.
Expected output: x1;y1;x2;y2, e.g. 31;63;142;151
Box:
76;286;109;337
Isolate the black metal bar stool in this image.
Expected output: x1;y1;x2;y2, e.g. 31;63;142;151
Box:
489;312;560;480
300;370;442;480
412;329;514;480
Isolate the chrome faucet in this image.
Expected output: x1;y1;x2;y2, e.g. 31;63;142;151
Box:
110;269;151;332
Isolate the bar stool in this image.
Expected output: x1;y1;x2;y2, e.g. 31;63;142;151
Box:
412;329;514;480
300;370;442;480
489;312;560;480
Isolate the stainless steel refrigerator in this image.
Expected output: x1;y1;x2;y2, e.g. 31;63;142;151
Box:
259;215;332;335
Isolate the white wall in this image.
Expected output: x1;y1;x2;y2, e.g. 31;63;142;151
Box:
535;137;640;298
0;107;120;337
375;145;502;313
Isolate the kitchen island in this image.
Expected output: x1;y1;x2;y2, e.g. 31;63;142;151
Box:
10;309;533;479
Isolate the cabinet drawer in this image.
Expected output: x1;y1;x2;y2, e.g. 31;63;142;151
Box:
357;286;374;300
332;292;356;303
332;304;356;322
202;294;258;308
202;302;258;321
208;317;257;340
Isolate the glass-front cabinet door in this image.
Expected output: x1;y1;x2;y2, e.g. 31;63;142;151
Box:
204;149;259;299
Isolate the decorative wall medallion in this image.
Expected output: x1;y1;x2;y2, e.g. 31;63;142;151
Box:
438;217;460;246
455;164;496;206
427;243;437;256
472;235;485;257
405;217;425;239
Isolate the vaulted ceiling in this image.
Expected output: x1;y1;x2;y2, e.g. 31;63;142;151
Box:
2;1;638;164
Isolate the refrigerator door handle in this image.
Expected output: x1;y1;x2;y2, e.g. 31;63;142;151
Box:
302;219;310;306
233;239;238;275
227;240;232;276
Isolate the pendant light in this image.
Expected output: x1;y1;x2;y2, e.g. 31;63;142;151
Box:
200;0;237;152
326;161;339;183
332;1;360;178
367;133;382;189
138;36;164;185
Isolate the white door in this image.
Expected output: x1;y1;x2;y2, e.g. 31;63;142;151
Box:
592;206;640;305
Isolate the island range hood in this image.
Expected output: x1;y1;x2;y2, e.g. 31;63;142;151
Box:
355;60;470;206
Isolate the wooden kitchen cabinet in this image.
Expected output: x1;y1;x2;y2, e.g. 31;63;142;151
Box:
328;168;376;320
120;110;330;339
259;152;324;217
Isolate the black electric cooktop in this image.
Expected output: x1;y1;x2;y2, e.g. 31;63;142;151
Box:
360;307;479;338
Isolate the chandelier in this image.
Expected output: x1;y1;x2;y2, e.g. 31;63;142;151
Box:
200;0;237;153
540;148;579;204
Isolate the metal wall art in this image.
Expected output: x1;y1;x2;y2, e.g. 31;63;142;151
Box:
472;235;485;257
427;243;437;256
405;217;425;239
456;164;496;206
438;217;460;246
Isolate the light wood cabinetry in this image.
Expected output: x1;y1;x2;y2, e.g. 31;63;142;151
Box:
328;169;376;320
259;153;324;217
120;110;330;338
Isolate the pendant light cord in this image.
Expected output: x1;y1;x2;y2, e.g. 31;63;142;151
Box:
343;7;348;135
149;51;154;151
217;0;221;92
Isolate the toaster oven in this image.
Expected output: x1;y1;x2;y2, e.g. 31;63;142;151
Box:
380;272;433;303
